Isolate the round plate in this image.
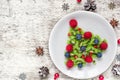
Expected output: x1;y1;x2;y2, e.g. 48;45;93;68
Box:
49;11;117;79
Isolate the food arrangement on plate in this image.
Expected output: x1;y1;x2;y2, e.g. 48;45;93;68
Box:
49;11;117;79
65;19;108;69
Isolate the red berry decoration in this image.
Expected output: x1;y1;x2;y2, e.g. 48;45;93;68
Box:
85;56;93;63
77;0;82;3
117;39;120;45
69;19;78;28
84;31;92;39
99;75;104;80
100;42;108;50
66;60;74;68
66;44;73;52
54;73;59;80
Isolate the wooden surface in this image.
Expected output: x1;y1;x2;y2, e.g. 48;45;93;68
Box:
0;0;120;80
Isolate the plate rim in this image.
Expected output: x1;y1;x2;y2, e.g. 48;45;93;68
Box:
49;11;117;79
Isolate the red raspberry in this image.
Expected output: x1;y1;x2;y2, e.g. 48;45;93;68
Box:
69;19;78;28
77;0;82;3
54;73;59;80
66;60;74;68
84;31;92;39
66;44;73;52
117;39;120;45
100;42;108;50
99;75;104;80
85;56;93;63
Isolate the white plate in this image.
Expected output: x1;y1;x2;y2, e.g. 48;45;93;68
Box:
49;11;117;79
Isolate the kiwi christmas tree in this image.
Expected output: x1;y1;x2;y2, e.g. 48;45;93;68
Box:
65;19;108;69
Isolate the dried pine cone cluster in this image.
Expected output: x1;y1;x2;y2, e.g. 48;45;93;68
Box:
39;66;49;79
84;0;97;11
112;64;120;77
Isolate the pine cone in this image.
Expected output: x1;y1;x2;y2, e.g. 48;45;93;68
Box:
84;0;97;11
112;64;120;77
84;2;91;11
39;66;49;79
91;3;96;11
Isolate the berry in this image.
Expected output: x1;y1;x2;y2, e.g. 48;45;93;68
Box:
78;63;83;68
69;19;78;28
81;54;85;59
85;56;93;63
66;60;74;68
99;75;104;80
65;52;70;58
97;52;102;58
54;73;59;80
117;39;120;45
66;44;73;52
76;34;82;40
100;42;108;50
84;31;92;39
80;46;86;52
77;0;82;3
94;39;99;44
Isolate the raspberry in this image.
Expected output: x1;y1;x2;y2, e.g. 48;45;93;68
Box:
117;39;120;45
84;31;92;39
100;42;108;50
66;60;74;68
99;75;104;80
69;19;78;28
54;73;59;80
85;56;93;63
66;44;73;52
77;0;82;3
